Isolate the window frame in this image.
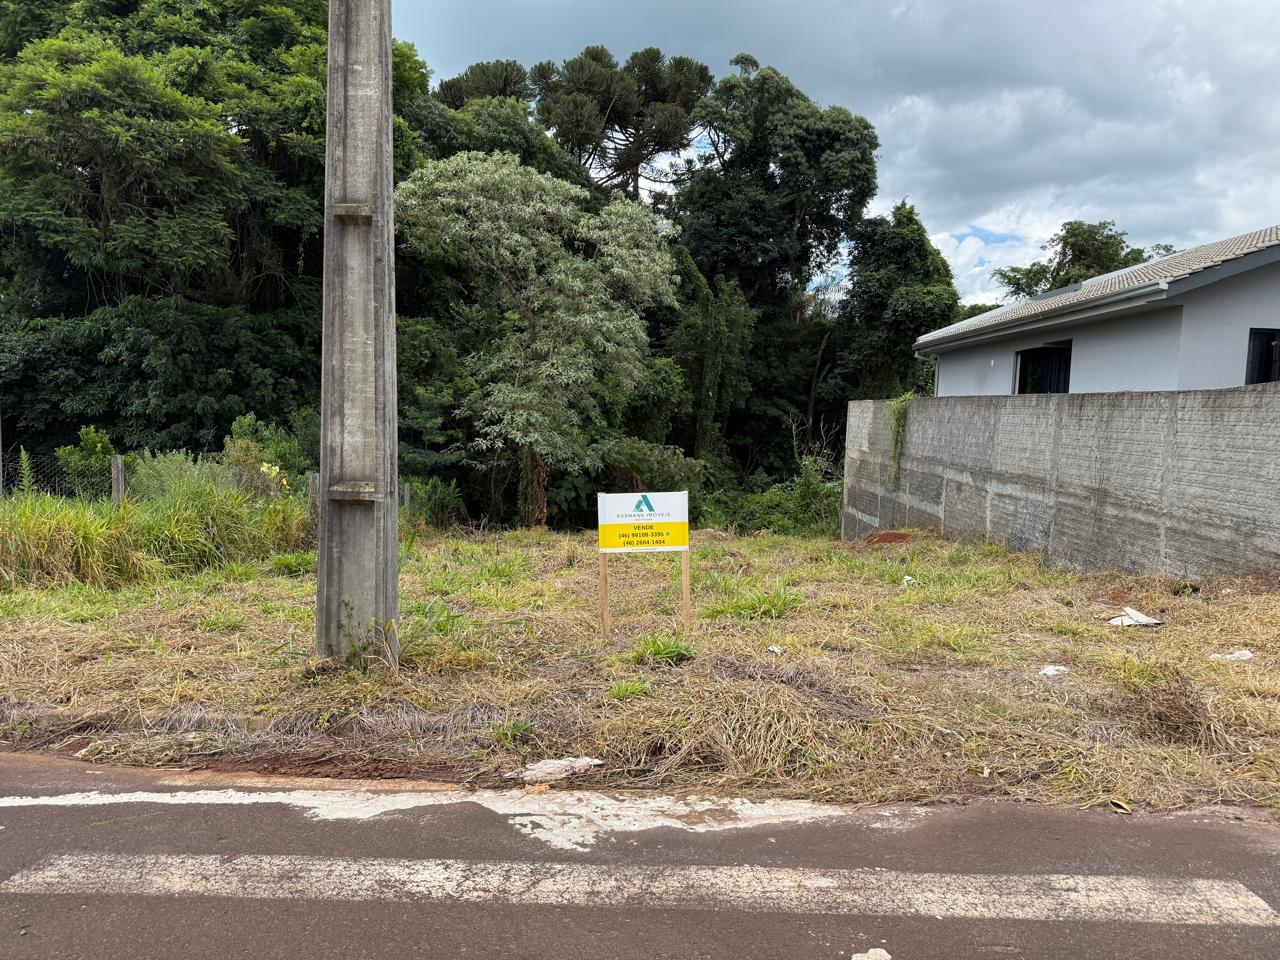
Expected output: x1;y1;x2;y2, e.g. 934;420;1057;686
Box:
1246;328;1280;385
1014;340;1073;395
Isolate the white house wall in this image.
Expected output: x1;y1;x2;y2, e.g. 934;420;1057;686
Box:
934;308;1184;396
933;260;1280;398
1175;260;1280;390
1068;307;1183;393
936;331;1033;396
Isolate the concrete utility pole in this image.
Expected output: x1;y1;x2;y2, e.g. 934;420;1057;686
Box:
317;0;399;663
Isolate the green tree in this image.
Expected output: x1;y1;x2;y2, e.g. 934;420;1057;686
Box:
992;220;1174;300
397;152;676;525
956;302;1001;321
436;59;532;108
671;54;878;474
42;297;315;450
835;202;960;399
449;96;591;185
0;3;331;449
0;2;453;453
665;248;755;458
529;46;713;198
0;0;69;60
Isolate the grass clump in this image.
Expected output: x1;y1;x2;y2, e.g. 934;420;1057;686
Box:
705;580;803;620
608;678;653;700
626;633;694;666
398;600;495;672
199;612;248;633
491;718;535;750
269;551;318;578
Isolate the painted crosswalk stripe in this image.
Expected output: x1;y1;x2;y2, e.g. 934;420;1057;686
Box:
3;853;1277;926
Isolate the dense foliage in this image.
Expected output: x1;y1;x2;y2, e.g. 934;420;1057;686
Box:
837;202;961;398
0;9;965;529
397;152;677;524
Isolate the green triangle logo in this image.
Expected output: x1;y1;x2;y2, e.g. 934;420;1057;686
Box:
634;495;655;513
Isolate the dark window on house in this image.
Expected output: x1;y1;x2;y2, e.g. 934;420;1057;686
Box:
1016;341;1072;395
1247;329;1280;385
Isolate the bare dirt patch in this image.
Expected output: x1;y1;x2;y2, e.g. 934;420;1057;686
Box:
863;531;915;546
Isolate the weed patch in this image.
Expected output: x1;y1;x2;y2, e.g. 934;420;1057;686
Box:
0;488;313;589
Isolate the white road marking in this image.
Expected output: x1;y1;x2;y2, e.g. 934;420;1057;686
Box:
0;787;876;851
2;853;1276;926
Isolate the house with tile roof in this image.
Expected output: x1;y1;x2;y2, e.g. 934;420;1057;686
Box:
917;225;1280;396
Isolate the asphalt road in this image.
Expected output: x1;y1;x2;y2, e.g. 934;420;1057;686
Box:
1;753;1278;959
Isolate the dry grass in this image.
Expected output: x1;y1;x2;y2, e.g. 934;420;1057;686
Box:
3;529;1279;811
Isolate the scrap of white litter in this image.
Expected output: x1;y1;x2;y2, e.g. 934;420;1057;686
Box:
852;951;892;960
0;787;851;852
1109;608;1162;627
902;576;917;587
3;853;1278;927
504;758;604;784
1040;665;1069;678
1210;650;1254;663
767;645;785;655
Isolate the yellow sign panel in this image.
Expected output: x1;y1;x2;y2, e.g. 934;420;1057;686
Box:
599;521;690;552
598;492;690;554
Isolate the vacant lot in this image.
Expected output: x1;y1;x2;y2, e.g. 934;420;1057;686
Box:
2;530;1278;810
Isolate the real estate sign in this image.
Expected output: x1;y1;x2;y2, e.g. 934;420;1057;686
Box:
597;492;690;554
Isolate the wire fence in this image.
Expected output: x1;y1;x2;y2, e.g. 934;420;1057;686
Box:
1;443;418;511
0;447;80;498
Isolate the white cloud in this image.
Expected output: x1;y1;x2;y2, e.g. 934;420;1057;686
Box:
401;0;1280;299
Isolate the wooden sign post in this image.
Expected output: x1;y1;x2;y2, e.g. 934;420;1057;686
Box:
597;491;692;638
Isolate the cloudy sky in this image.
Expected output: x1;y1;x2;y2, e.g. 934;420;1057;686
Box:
397;1;1279;303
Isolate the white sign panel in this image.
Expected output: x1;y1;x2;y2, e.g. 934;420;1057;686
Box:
598;491;690;554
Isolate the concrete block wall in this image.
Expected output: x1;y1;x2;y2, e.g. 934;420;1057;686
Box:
843;384;1280;577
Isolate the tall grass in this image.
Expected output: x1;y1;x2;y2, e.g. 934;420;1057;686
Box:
0;476;314;589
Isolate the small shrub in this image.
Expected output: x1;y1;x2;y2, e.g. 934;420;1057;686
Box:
608;678;652;700
221;439;288;497
17;448;34;496
407;477;467;529
626;633;693;666
704;457;840;537
600;436;705;506
54;426;135;500
227;413;312;480
128;451;234;501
